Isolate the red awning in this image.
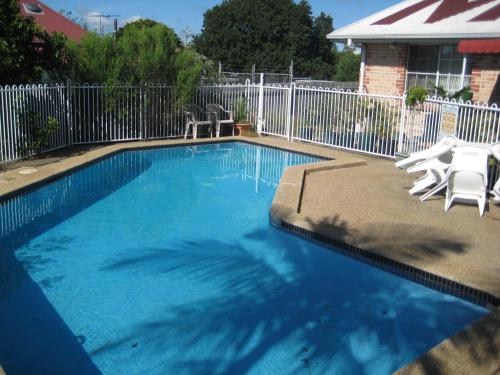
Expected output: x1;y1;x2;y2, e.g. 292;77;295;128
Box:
458;39;500;54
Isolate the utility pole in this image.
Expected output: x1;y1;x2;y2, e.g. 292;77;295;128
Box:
252;64;256;84
290;60;294;84
90;13;120;36
181;25;193;46
218;61;222;82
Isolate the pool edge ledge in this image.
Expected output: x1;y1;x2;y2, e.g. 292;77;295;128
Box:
0;136;355;203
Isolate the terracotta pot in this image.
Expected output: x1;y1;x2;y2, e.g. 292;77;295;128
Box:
235;122;253;136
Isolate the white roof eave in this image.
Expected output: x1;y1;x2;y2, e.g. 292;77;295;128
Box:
328;32;500;43
326;0;500;44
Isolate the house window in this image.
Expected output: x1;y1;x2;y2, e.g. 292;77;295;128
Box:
438;45;464;75
406;45;470;93
408;45;439;73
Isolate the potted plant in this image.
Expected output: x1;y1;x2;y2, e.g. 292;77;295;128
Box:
234;99;254;136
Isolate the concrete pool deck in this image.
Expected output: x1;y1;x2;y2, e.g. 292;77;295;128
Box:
1;135;499;374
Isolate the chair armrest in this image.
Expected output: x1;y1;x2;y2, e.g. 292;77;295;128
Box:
223;109;233;121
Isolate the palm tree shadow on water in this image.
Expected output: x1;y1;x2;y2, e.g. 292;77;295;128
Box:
0;154;152;375
98;222;487;375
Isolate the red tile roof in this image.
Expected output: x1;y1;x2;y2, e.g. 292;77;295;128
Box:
458;39;500;54
18;1;87;43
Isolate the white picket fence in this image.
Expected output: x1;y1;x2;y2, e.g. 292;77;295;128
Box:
1;80;499;168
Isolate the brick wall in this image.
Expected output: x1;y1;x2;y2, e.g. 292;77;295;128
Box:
363;43;408;96
469;54;500;104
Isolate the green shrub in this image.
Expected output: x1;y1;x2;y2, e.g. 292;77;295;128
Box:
19;113;60;155
406;86;428;107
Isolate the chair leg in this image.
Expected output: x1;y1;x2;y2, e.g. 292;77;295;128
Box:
478;196;486;217
409;174;436;195
444;189;453;212
216;123;220;138
420;180;447;202
193;124;197;140
184;123;190;140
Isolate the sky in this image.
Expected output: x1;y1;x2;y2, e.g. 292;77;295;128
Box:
45;0;401;39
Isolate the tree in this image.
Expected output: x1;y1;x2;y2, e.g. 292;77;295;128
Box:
333;50;361;82
193;0;336;79
115;21;180;84
69;20;181;84
0;0;70;84
175;48;210;105
115;19;175;39
68;19;210;104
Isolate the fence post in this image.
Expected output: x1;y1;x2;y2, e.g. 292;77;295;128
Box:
140;82;145;140
396;95;407;155
66;79;74;147
257;73;264;134
285;82;295;141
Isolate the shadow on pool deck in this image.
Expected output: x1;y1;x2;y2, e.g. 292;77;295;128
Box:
291;157;500;299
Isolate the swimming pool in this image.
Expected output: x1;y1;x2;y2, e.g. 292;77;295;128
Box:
0;142;487;374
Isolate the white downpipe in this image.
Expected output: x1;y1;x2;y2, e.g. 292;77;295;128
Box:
460;54;468;89
257;73;264;134
359;45;366;94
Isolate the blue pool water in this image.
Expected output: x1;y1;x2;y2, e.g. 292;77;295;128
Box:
0;142;487;375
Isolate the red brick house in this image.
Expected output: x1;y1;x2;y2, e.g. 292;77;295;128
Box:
327;0;500;104
18;1;87;43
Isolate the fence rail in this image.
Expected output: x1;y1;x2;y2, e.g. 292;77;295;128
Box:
1;81;499;189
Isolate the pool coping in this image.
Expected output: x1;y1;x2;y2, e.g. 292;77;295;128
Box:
1;135;498;375
270;157;500;308
0;136;362;203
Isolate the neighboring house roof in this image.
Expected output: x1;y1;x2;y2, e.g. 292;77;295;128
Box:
328;0;500;43
18;1;87;43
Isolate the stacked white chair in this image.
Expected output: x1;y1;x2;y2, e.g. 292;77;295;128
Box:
490;142;500;203
395;136;457;169
444;146;489;216
395;136;457;196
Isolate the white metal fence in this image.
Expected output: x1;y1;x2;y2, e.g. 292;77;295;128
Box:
1;80;499;170
0;84;70;162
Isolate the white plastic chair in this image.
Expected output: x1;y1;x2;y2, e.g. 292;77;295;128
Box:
395;136;457;170
405;142;455;195
183;105;213;140
207;104;235;138
444;146;489;216
490;142;500;203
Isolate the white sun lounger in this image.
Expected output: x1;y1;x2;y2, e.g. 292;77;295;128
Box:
405;139;455;195
444;146;489;216
395;136;457;170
